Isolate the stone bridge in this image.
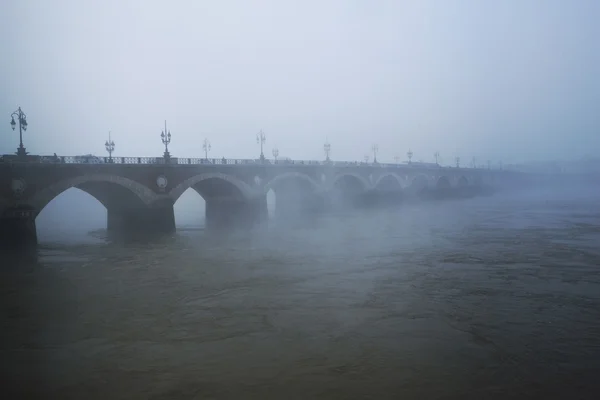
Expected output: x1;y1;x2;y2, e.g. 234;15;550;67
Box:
0;157;522;247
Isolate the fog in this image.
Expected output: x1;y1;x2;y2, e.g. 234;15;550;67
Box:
2;0;600;164
4;1;600;398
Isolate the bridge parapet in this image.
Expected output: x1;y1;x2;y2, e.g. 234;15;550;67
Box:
1;153;496;172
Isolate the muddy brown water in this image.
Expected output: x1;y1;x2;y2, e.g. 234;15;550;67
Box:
2;186;600;399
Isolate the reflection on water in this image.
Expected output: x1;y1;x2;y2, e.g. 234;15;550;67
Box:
2;187;600;399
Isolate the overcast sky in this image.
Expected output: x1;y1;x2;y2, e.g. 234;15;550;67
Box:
1;0;598;165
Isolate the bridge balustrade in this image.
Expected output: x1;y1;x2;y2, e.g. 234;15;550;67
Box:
0;153;495;172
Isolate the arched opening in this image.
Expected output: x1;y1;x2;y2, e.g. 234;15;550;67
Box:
457;176;469;187
436;176;451;190
25;174;161;244
373;174;403;206
173;188;206;230
170;175;260;230
30;176;154;243
264;173;321;220
332;173;368;208
29;174;155;213
36;187;107;243
375;174;403;192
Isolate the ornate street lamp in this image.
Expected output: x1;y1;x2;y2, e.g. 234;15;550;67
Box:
324;139;331;162
10;107;28;158
203;138;211;160
272;147;279;161
256;129;266;162
455;156;460;168
434;151;440;165
161;120;172;161
371;144;379;164
105;131;115;163
407;149;413;164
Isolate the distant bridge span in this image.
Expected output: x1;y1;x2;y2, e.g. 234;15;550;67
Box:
0;154;524;247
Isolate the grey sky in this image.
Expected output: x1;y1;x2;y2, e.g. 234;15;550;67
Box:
1;0;598;164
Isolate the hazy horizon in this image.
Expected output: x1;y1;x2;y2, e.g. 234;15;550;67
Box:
2;0;599;165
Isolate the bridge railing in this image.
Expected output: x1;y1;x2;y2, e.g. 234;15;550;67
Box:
1;153;489;171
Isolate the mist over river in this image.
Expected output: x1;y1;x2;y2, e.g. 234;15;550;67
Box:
2;185;600;399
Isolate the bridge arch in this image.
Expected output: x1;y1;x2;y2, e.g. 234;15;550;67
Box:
436;176;451;189
457;176;469;187
26;173;158;213
263;172;324;220
374;173;405;190
263;172;321;195
330;172;370;192
169;172;255;202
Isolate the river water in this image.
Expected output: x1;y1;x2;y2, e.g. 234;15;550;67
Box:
2;185;600;399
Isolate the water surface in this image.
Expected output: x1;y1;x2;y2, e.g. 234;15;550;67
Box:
2;186;600;399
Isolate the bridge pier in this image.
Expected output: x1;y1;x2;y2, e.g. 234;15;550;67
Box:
0;207;38;249
205;196;267;230
107;201;175;236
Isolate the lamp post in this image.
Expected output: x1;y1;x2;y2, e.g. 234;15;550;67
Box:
394;155;400;165
324;139;331;162
256;130;266;162
272;147;279;161
407;149;413;164
203;138;211;160
371;144;379;164
105;131;115;163
434;151;440;165
455;156;460;168
160;120;172;161
10;107;28;158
